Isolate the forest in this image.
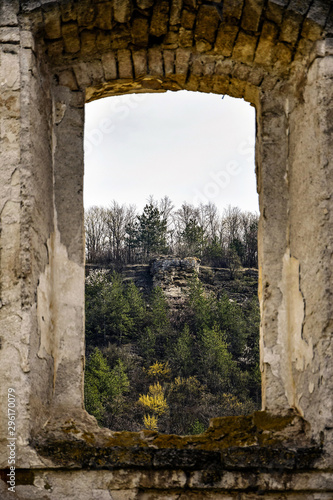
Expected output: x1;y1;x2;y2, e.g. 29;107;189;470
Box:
85;197;258;269
84;199;260;435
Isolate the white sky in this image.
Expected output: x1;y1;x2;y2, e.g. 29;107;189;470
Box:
84;90;258;214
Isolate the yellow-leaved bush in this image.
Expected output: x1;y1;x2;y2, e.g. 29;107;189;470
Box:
139;381;169;431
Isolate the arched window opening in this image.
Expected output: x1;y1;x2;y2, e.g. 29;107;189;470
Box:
83;90;260;434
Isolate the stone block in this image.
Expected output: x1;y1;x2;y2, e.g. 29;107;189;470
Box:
195;5;220;45
214;58;234;75
0;27;19;43
273;42;292;72
102;52;118;80
232;61;250;81
191;54;204;75
43;6;61;39
170;0;183;25
47;39;64;59
313;38;333;57
241;0;264;32
233;31;257;64
140;470;187;488
58;70;78;91
0;50;20;90
260;74;278;92
97;31;112;52
133;50;148;77
150;0;169;37
179;28;192;48
265;0;285;24
228;77;246;98
163;50;175;74
164;30;179;48
73;62;92;87
20;30;35;49
301;18;323;42
181;9;196;29
184;0;197;9
95;3;113;31
175;48;191;75
214;23;239;57
293;37;313;63
244;82;258;104
88;60;104;85
80;30;97;55
110;25;131;49
148;47;163;75
202;54;216;75
254;21;278;67
221;0;244;21
0;0;19;26
132;16;149;47
61;4;77;22
77;3;97;28
279;11;302;45
118;49;133;78
62;22;80;53
246;66;264;86
288;0;311;16
212;74;230;94
136;0;154;9
108;470;141;489
113;0;131;23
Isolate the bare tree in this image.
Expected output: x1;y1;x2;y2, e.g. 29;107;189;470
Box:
85;206;107;262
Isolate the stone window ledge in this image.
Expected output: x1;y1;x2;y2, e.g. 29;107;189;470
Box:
31;410;322;471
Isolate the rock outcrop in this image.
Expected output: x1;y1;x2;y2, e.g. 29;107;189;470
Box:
150;256;200;301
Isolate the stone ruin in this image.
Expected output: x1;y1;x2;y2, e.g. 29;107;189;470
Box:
0;0;332;498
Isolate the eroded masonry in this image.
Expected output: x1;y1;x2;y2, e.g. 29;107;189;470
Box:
0;0;332;498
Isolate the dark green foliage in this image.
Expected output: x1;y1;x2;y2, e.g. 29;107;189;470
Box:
85;271;147;348
84;348;129;426
136;203;168;258
85;269;261;434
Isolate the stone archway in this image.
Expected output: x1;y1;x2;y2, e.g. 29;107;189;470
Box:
0;1;332;497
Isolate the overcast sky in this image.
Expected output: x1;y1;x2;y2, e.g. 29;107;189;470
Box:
84;90;258;214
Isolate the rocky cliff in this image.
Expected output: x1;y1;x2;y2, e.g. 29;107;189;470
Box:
86;258;258;304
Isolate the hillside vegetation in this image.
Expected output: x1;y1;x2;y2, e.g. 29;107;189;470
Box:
85;266;260;434
84;199;260;434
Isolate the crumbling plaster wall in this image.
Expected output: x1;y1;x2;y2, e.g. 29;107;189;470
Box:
0;0;332;497
0;0;55;467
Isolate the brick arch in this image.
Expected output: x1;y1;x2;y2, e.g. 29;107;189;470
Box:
26;0;331;102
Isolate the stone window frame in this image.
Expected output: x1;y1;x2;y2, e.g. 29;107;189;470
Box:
0;2;332;486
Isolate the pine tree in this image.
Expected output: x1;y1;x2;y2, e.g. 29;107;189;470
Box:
136;203;168;258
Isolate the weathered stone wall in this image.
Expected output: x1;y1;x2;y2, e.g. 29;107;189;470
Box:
0;0;332;497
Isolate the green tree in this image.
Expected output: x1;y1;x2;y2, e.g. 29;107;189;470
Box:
139;327;157;366
172;324;193;377
149;286;170;334
200;324;235;394
214;294;247;359
85;271;135;347
84;348;129;425
136;203;168;258
125;280;147;339
186;277;214;334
